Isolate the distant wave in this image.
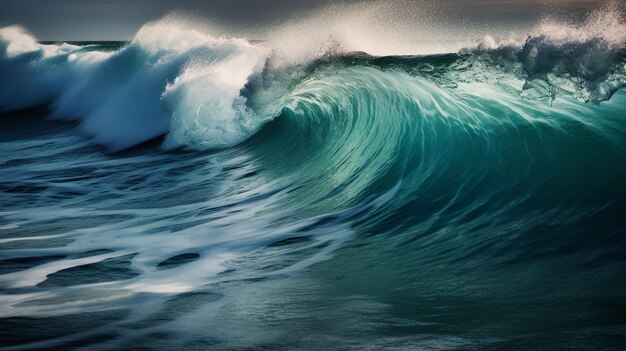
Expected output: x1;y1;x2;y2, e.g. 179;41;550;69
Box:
464;5;626;104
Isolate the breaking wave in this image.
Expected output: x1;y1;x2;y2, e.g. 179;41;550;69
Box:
1;6;625;151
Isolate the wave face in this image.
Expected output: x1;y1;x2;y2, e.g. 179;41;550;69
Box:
1;7;626;351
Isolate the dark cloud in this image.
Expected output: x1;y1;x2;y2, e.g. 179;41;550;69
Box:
0;0;616;40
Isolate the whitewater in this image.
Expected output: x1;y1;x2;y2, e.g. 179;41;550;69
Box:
1;5;626;351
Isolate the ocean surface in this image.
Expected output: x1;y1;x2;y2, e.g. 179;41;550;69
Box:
1;8;626;351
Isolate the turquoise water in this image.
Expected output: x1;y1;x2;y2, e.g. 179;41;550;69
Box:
1;13;626;350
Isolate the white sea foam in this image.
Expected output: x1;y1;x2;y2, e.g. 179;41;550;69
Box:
0;20;269;151
466;4;626;103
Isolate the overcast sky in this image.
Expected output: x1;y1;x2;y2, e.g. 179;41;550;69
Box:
0;0;616;40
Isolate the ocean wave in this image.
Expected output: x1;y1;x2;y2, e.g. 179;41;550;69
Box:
2;7;626;349
1;7;626;152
